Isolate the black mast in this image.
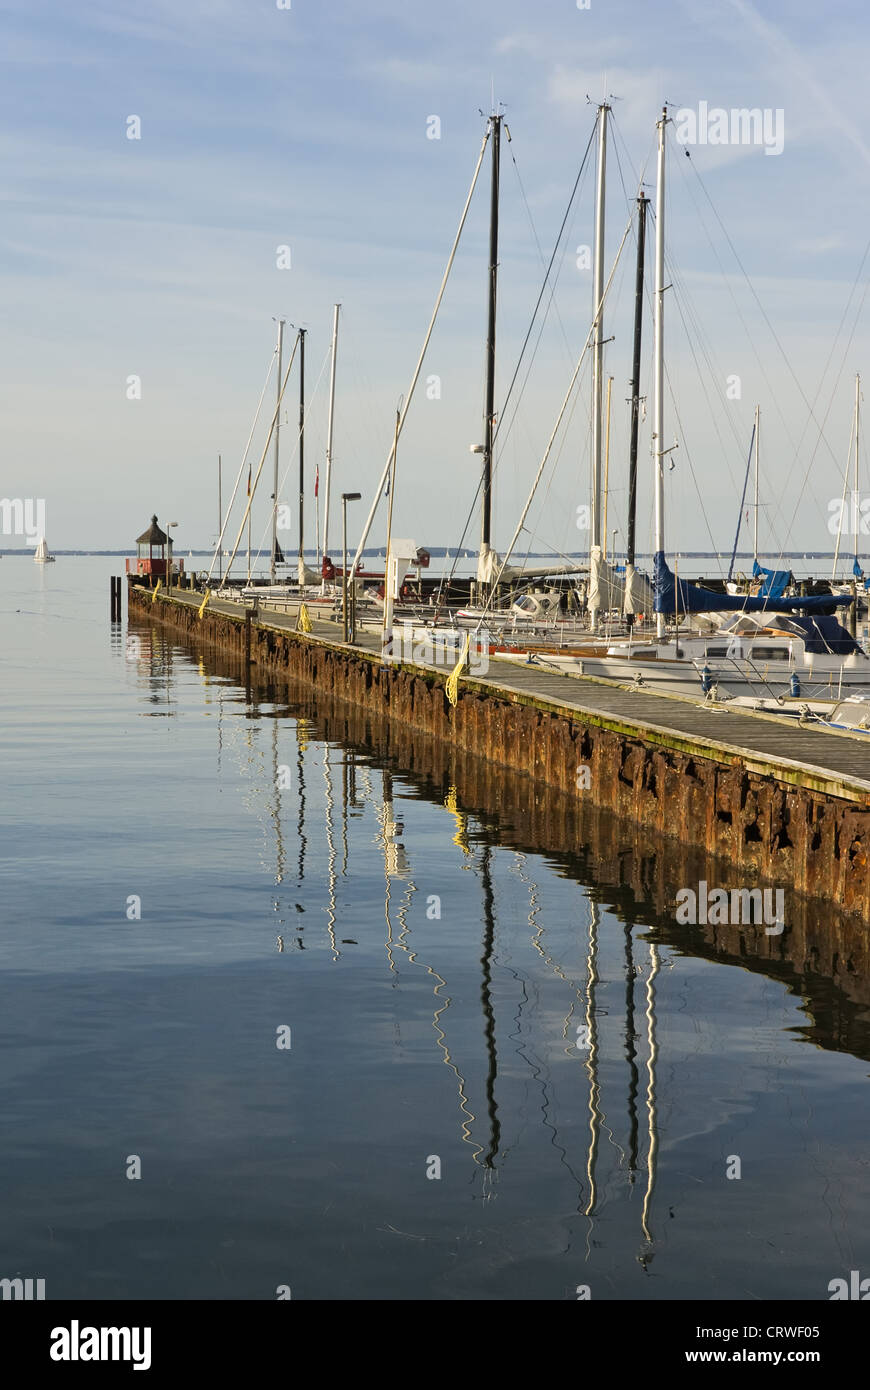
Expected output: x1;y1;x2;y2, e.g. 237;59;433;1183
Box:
297;328;306;581
481;113;501;560
626;192;648;627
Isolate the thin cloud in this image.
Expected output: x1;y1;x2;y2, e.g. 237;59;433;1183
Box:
725;0;870;174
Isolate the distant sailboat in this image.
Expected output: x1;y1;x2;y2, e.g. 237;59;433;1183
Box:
34;537;55;563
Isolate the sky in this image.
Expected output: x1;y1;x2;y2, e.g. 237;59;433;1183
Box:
3;0;870;565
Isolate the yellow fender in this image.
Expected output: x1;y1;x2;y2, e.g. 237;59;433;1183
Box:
298;602;312;633
151;578;162;604
197;589;210;620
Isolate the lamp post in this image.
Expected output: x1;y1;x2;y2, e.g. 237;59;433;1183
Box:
341;493;361;643
166;521;178;590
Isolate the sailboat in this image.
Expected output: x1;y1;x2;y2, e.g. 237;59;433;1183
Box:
497;109;870;701
34;537;55;563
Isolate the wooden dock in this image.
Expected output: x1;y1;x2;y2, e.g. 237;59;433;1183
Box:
170;587;870;799
129;583;870;913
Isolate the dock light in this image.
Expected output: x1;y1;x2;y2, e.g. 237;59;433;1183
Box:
341;493;362;644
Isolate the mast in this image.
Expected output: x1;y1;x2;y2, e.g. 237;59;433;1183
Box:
218;453;222;582
322;304;340;566
854;373;860;571
626;191;648;628
603;375;613;560
653;107;667;639
479;111;501;587
271;318;285;584
297;327;307;587
381;408;400;656
589;103;609;631
753;404;760;567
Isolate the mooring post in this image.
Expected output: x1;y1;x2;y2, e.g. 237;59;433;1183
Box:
245;609;253;665
110;576;121;620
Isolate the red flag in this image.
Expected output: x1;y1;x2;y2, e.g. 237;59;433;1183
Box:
247;462;251;497
314;465;319;498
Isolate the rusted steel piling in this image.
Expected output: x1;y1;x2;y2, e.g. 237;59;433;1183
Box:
129;582;870;918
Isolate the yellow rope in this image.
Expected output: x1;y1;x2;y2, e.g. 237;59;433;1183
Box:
151;578;162;604
445;632;470;708
197;588;210;620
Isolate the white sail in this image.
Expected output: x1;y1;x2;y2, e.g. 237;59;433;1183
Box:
34;537;54;563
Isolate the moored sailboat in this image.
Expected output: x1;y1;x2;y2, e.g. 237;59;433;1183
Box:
506;108;870;700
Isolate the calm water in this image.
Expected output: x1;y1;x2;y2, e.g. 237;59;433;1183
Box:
1;557;868;1301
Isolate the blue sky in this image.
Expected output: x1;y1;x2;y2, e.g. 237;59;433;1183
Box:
3;0;870;562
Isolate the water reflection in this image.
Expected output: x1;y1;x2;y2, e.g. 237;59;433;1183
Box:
122;615;870;1292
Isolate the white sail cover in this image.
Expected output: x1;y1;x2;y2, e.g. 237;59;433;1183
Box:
587;546;653;616
476;545;538;585
623;562;654;617
476;545;500;584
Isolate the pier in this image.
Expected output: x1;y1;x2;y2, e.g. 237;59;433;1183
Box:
128;580;870;917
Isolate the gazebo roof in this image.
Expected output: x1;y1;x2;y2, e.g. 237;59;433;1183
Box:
136;514;170;545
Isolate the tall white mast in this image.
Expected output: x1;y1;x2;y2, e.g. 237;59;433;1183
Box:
323;304;340;566
753;404;759;565
854;372;860;568
271;318;285;584
653;106;667;639
589;103;609;632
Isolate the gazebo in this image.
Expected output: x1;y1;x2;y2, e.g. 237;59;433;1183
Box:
126;514;183;586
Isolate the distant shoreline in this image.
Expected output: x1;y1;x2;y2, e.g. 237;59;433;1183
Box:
0;550;862;561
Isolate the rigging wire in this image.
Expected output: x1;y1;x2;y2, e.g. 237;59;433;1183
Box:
434;119;599;609
348;124;492;579
218;334;300;588
672;154;814;555
205;347;276;582
682;151;870;562
248;342;332;570
475;210;636;625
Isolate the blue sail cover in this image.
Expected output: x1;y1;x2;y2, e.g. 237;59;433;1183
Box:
751;560;791;599
654;553;849;615
772;615;863;656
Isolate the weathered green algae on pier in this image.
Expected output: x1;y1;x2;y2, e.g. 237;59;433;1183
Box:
129;582;870;918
